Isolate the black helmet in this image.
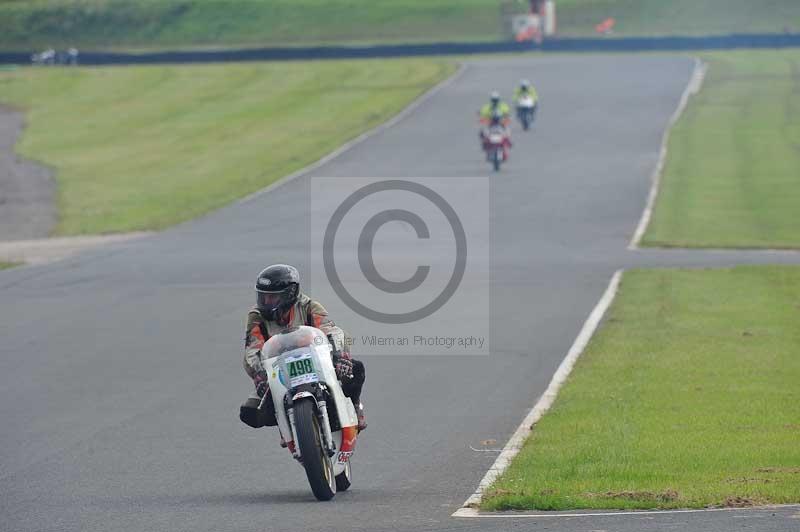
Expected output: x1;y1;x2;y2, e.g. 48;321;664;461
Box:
490;91;500;106
520;79;530;90
255;264;300;321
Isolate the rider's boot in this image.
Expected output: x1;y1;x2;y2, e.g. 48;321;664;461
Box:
342;359;367;431
356;401;368;432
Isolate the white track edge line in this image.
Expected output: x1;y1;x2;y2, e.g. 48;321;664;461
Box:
453;504;800;519
629;57;707;249
452;270;623;518
238;62;468;205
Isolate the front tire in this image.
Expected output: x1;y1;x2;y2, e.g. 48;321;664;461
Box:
294;399;336;501
492;149;501;171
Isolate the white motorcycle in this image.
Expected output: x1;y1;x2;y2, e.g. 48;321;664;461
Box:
260;326;359;500
516;95;536;130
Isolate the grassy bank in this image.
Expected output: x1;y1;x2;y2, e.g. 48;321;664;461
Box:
557;0;800;37
0;262;20;270
644;49;800;249
483;267;800;511
0;0;506;51
2;0;799;51
0;59;454;235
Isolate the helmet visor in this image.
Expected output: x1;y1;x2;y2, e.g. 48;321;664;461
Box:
257;290;288;310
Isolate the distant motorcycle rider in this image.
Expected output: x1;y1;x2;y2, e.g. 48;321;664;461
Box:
479;91;511;123
514;79;539;106
478;91;512;159
239;264;367;435
514;79;539;119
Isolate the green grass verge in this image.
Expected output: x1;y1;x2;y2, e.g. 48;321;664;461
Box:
556;0;800;37
643;49;800;249
2;0;798;51
0;59;454;235
483;266;800;511
0;262;21;270
0;0;507;51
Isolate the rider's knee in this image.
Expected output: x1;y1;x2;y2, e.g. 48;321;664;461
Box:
239;396;278;428
240;398;265;428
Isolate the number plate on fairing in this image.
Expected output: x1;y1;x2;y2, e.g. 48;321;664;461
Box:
285;353;318;387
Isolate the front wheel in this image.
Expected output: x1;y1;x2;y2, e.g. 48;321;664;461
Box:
294;399;336;501
335;461;352;491
492;149;501;171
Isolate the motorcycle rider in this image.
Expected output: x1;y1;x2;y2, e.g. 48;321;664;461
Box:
239;264;367;435
479;91;511;123
514;79;539;119
514;79;538;105
478;91;512;160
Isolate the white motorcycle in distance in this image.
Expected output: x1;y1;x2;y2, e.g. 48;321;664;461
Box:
516;95;536;131
260;326;359;500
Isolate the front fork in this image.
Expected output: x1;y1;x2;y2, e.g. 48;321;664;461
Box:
316;399;336;457
285;392;337;462
286;404;300;460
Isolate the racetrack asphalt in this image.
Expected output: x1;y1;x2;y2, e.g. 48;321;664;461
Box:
1;54;799;532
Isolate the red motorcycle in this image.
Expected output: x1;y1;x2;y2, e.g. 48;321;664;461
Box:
480;113;512;172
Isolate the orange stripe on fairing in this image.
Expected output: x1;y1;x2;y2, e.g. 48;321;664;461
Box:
340;426;358;454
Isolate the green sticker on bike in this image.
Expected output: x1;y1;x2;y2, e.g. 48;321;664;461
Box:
288;358;314;378
286;354;318;387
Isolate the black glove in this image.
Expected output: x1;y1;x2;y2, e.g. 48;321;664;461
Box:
254;372;269;398
334;354;353;381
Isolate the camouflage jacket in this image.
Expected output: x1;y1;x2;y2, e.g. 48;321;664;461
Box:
243;293;348;380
